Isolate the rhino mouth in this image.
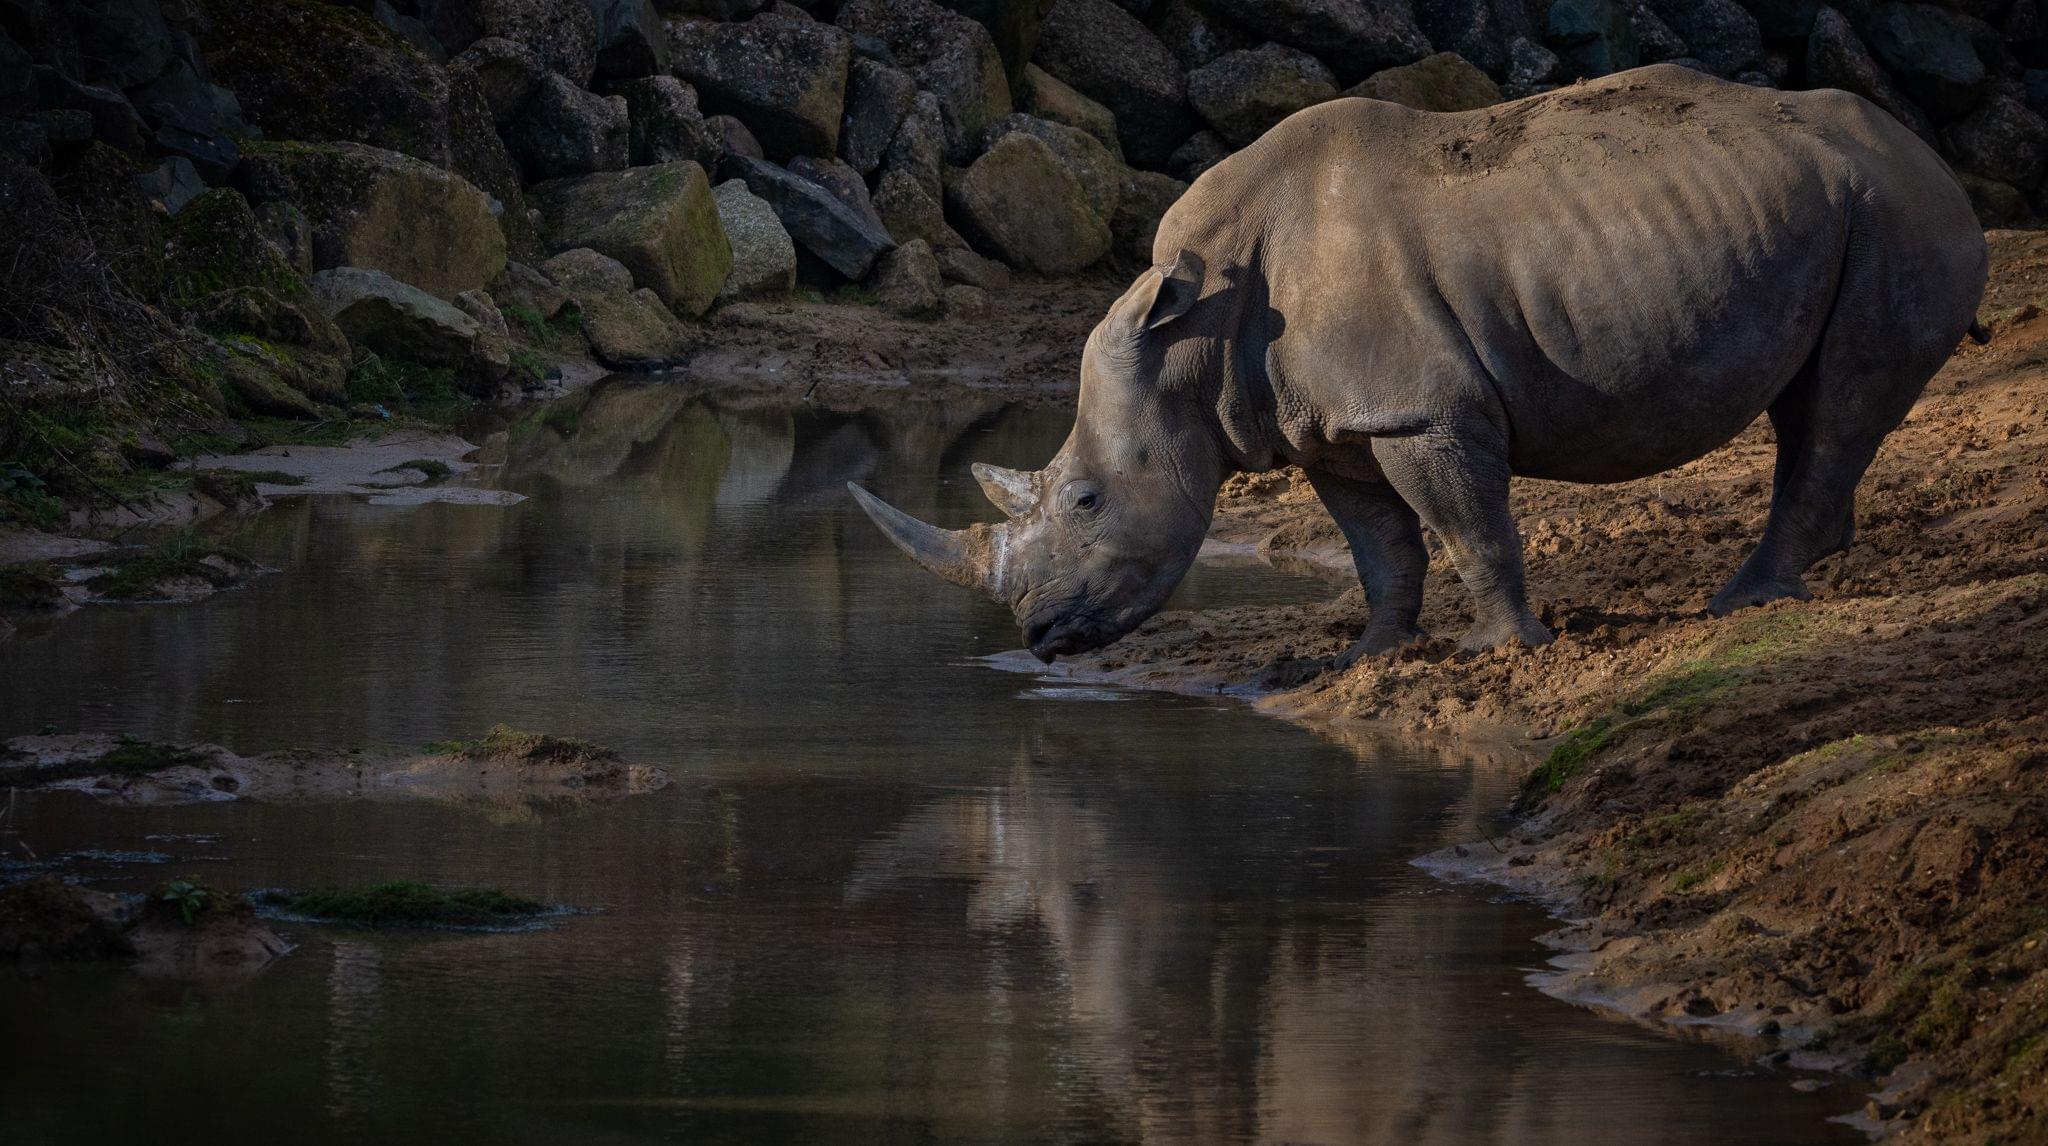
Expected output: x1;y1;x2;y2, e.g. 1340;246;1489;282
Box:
1022;607;1120;664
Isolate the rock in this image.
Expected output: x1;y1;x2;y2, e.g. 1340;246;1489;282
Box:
869;238;944;316
789;154;890;235
1346;51;1500;111
1412;0;1529;77
127;56;247;181
880;90;944;200
529;161;731;316
200;0;452;165
509;72;630;180
162;188;308;309
491;259;572;321
939;0;1055;96
191;286;351;365
455;287;511;340
712;179;797;301
586;0;666;78
1806;6;1935;142
416;0;599;84
619;75;720;170
984;113;1123;223
218;348;324;418
1109;167;1185;265
1034;0;1192;167
942;282;989;315
706;114;764;161
1187;43;1337;146
312;266;509;384
1946;89;2048;189
375;0;448;62
1020;64;1122;159
836;0;1011;164
934;244;1009;289
669;15;852;159
1204;0;1431;78
1641;0;1762;77
133;155;205;215
1504;35;1564;97
446;68;537;258
31;108;92;149
539;247;691;368
236;141;508;299
257;201;314;277
872;166;966;249
0;879;128;961
1633;5;1688;64
451;36;542;127
1546;0;1637;78
1168;129;1229;180
33;69;147;154
946;132;1109;274
1152;0;1257;72
1956;171;2031;225
840;57;918;175
719;152;895;278
68;0;173;88
1863;3;1988;123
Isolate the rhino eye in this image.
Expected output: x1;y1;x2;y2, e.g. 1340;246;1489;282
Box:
1062;481;1103;517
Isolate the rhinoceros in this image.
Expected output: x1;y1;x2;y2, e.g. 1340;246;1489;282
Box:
850;65;1988;665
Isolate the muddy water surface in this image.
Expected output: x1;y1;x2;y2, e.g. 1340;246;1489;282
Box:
0;384;1858;1143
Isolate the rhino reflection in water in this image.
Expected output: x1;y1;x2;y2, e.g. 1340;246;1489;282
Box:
852;65;1987;665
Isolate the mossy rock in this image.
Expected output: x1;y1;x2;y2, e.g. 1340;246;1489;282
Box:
946;132;1109;275
1346;51;1501;112
237;140;507;299
198;0;452;164
529;161;731;317
165;188;310;309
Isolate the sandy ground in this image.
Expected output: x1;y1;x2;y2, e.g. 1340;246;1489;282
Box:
1043;230;2048;1140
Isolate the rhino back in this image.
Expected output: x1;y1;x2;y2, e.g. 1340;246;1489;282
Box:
1164;65;1984;483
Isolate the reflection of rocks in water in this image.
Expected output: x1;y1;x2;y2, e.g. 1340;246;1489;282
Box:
323;939;382;1122
712;409;795;508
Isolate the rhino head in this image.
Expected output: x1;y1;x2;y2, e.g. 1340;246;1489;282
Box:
849;255;1222;663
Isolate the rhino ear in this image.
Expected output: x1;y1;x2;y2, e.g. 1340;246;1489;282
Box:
1128;251;1203;332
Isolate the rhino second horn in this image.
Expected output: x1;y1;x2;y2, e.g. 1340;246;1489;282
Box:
970;462;1038;517
847;482;1006;598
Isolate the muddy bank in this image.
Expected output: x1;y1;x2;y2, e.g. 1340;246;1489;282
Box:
1045;230;2048;1139
1;726;672;809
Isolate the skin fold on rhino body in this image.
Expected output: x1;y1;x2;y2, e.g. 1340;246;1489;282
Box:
851;64;1989;666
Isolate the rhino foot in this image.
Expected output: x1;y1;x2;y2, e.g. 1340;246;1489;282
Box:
1707;575;1812;617
1457;614;1554;653
1334;622;1429;669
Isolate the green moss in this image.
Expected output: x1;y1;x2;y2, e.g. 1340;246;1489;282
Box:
1670;860;1724;891
85;532;247;599
510;346;548;383
1523;716;1618;798
258;881;549;927
424;724;616;767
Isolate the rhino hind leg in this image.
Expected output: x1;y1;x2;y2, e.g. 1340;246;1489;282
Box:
1370;431;1554;653
1305;467;1429;667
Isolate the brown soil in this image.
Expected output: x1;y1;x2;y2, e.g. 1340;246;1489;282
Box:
1059;229;2048;1140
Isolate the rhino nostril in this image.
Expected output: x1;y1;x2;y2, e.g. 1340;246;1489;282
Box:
1023;618;1053;651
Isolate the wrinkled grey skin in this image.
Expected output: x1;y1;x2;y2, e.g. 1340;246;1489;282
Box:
852;65;1988;665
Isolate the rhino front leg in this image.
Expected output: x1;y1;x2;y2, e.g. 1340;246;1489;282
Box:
1304;468;1428;666
1371;430;1553;652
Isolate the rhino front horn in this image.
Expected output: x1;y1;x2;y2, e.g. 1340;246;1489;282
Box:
847;483;1007;598
970;463;1039;518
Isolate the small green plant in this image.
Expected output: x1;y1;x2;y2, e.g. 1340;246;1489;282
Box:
0;462;65;526
510;346;549;384
160;878;211;925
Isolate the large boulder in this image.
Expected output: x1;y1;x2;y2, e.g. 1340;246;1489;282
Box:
1346;51;1500;111
937;0;1056;96
789;155;889;236
1633;6;1689;64
529;161;731;316
1203;0;1430;77
1187;43;1336;147
586;0;666;79
236;141;507;298
1863;2;1988;122
1168;129;1230;180
668;16;852;159
415;0;599;84
1640;0;1762;77
539;248;690;368
1945;89;2048;190
1152;0;1257;72
869;238;943;317
129;56;249;181
934;245;1009;290
199;0;452;165
161;188;308;309
1546;0;1638;78
36;68;150;155
880;90;945;200
712;179;797;301
983;113;1122;223
446;68;538;259
509;72;630;180
719;153;895;279
872;166;966;249
619;75;720;170
1806;6;1935;142
491;259;572;321
840;57;918;175
1412;0;1529;77
311;266;510;385
1110;168;1185;266
836;0;1011;164
1020;64;1122;159
451;36;542;127
947;133;1109;274
1033;0;1192;167
66;0;173;88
